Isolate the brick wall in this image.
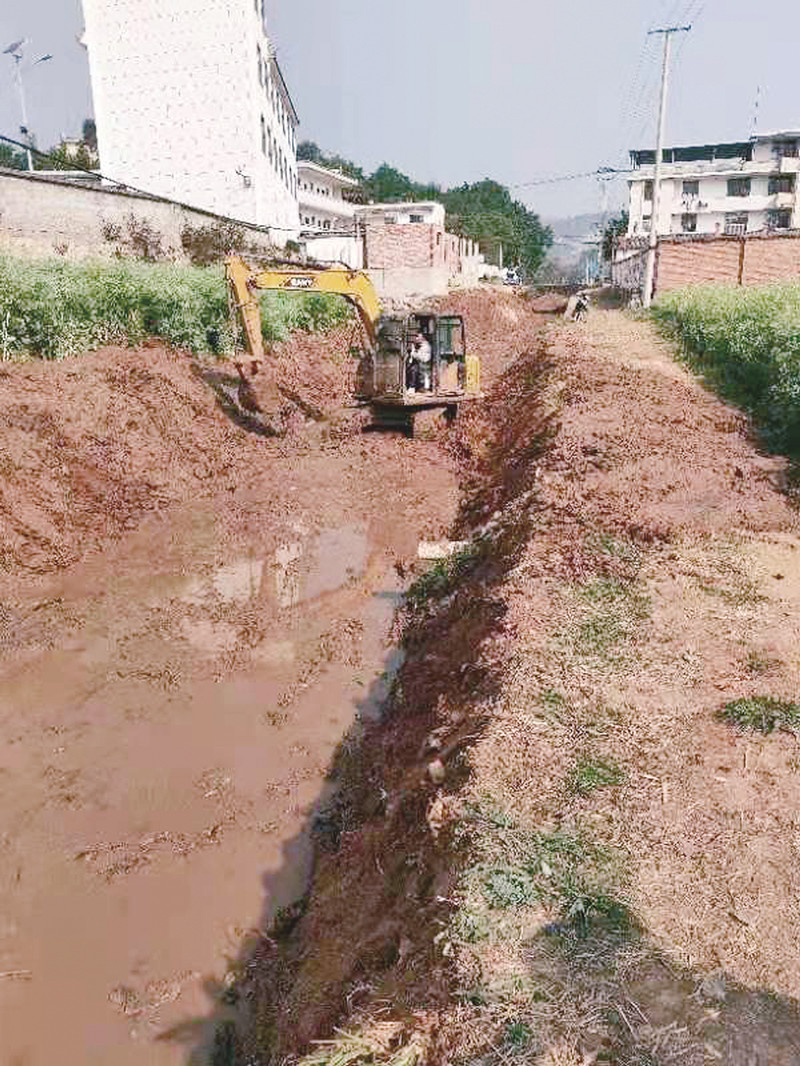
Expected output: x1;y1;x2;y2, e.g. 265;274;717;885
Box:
655;238;742;292
743;234;800;284
364;221;438;269
614;231;800;299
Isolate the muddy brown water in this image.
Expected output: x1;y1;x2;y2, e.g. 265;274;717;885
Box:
0;434;457;1065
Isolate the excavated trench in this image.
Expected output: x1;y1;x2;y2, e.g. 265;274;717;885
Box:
0;289;537;1065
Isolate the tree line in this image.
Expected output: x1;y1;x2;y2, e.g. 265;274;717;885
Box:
298;141;552;276
0;119;98;173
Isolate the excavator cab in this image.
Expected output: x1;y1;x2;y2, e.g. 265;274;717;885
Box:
358;311;480;409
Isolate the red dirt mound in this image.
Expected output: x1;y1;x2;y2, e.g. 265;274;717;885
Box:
0;347;247;575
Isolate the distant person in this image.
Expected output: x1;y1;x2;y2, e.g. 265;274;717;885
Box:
572;291;589;321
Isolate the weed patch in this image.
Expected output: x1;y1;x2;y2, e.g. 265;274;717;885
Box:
566;758;626;795
403;540;488;616
719;696;800;734
0;255;350;359
653;281;800;455
454;807;632;944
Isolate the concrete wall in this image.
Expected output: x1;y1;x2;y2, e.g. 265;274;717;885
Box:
0;168;276;261
303;234;363;270
81;0;299;233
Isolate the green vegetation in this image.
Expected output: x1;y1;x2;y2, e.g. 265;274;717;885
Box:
403;541;486;615
567;757;626;795
0;255;350;360
653;282;800;454
453;804;632;944
297;141;553;274
719;696;800;734
601;210;629;261
571;576;650;658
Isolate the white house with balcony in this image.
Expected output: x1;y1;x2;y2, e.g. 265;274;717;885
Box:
297;161;359;233
627;130;800;238
81;0;300;239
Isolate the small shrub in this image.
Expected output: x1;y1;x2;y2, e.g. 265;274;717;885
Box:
719;696;800;734
404;541;486;614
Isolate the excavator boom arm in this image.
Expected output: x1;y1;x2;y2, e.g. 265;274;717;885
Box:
225;255;381;362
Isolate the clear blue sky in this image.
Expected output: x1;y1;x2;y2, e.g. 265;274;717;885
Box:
1;0;799;219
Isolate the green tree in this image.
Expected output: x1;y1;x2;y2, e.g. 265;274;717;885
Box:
297;140;364;182
0;142;26;170
82;119;98;152
34;142;98;172
442;180;552;275
602;211;629;261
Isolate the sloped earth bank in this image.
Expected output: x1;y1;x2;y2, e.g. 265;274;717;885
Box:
0;289;532;1066
233;310;800;1066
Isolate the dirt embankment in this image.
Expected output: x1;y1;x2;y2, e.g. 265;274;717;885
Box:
235;309;800;1065
0;326;362;576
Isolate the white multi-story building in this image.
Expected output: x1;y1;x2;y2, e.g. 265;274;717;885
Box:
627;130;800;238
80;0;300;238
298;161;359;234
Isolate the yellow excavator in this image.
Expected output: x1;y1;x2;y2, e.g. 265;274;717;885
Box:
225;255;481;434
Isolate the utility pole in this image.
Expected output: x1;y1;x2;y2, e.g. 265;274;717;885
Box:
641;25;690;309
3;41;53;171
12;54;33;171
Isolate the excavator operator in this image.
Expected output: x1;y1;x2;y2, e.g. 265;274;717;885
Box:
406;332;432;393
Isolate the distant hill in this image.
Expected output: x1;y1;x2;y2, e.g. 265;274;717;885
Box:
544;213;606;240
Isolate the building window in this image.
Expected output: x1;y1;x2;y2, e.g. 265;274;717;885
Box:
727;177;751;197
682;179;699;196
641;216;652;233
768;209;792;230
681;213;697;233
724;212;748;235
410;214;424;223
773;140;798;160
643;180;653;201
384;214;397;224
769;174;796;194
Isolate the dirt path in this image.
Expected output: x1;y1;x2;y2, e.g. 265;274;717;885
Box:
0;289;535;1066
238;308;800;1066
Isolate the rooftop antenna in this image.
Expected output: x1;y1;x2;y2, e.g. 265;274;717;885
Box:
750;84;761;139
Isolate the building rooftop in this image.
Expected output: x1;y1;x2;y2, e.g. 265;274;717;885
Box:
358;201;444;212
630;130;800;169
630;142;753;168
297;160;361;187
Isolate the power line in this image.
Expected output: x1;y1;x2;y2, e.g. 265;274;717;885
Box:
509;166;624;189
